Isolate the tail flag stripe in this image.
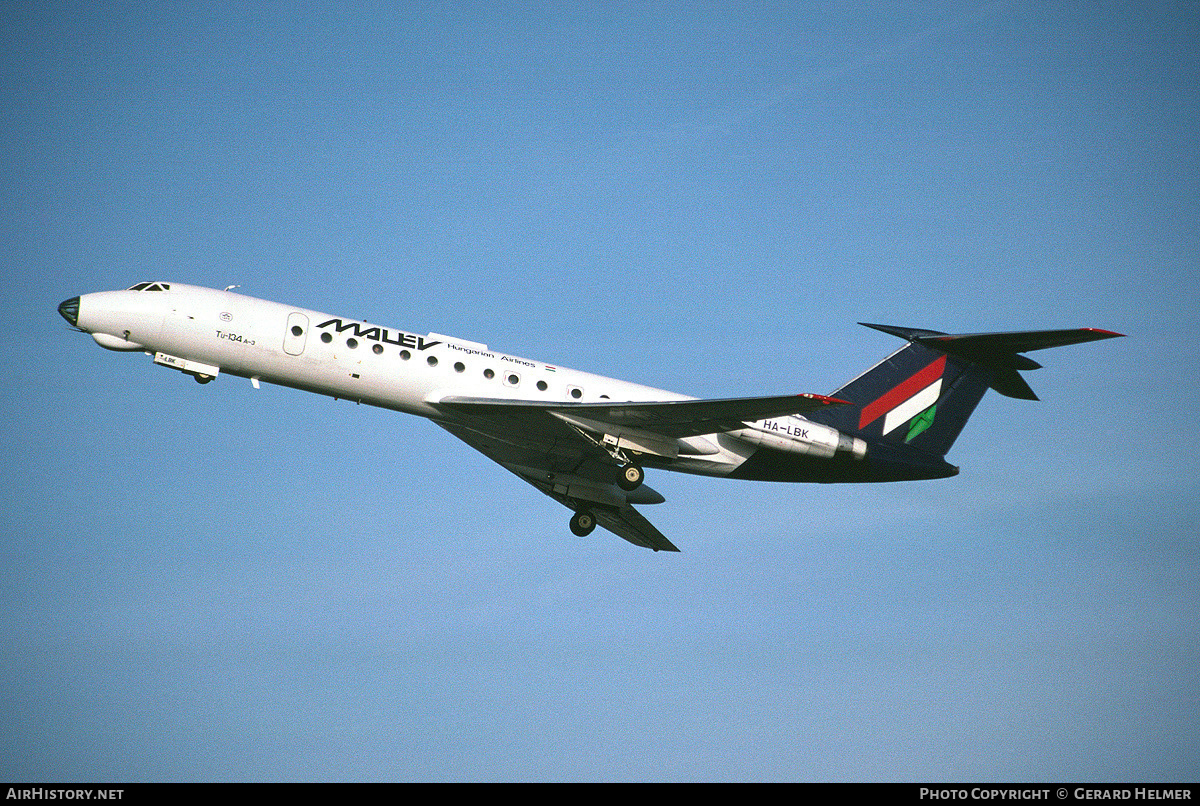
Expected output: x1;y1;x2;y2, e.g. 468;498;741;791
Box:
858;355;946;429
905;404;938;443
882;379;943;436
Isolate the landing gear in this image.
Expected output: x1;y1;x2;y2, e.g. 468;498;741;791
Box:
193;374;213;384
569;510;596;537
617;464;644;491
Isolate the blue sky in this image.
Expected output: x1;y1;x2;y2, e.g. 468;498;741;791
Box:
3;0;1198;781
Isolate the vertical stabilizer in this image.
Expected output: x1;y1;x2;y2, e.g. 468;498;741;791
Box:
804;324;1123;457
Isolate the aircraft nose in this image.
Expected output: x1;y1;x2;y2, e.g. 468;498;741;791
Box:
58;296;80;326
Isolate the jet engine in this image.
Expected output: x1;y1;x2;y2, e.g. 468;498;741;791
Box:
738;418;867;460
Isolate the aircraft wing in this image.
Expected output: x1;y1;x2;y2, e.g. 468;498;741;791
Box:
435;420;680;552
431;392;842;552
589;502;679;553
435;392;846;439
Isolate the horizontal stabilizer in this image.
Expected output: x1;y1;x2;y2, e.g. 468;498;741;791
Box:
915;326;1125;353
859;323;1124;400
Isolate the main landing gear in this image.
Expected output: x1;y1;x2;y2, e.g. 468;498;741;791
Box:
570;510;596;537
617;463;644;491
568;463;645;538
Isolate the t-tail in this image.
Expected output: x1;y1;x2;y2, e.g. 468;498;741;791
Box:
805;323;1124;461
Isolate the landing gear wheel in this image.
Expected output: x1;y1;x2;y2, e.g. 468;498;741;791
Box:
617;464;644;491
570;510;596;537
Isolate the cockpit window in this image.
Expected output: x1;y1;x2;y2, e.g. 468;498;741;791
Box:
127;282;171;291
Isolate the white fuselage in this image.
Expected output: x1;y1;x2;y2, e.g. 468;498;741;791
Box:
65;283;848;477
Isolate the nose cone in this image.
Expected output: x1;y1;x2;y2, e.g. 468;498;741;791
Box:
58;296;80;326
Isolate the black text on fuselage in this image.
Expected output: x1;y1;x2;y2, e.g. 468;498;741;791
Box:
316;318;441;350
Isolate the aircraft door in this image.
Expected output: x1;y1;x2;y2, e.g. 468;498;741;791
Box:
283;312;309;356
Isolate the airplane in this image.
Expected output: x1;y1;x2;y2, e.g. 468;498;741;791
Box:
57;282;1122;552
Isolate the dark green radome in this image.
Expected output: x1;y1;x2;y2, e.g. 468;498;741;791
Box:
58;297;79;327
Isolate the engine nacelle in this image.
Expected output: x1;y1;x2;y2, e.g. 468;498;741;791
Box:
738;417;866;460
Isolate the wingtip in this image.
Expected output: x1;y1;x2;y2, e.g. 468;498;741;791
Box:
798;393;851;406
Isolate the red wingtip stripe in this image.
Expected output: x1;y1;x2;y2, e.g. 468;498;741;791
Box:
798;393;851;406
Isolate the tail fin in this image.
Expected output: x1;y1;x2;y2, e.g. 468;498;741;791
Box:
805;323;1123;457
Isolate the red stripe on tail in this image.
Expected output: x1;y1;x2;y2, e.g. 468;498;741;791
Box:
858;355;946;429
